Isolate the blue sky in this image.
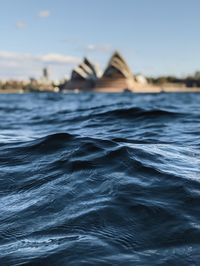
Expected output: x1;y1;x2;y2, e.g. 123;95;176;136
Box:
0;0;200;80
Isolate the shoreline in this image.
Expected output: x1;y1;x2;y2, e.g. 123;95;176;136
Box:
1;85;200;94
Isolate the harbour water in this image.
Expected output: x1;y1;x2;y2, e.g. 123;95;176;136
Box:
0;92;200;265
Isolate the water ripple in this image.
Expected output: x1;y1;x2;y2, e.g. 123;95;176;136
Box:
0;93;200;265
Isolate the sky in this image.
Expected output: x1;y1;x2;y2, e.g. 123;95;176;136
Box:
0;0;200;80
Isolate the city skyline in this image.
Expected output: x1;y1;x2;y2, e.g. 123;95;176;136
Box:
1;0;200;80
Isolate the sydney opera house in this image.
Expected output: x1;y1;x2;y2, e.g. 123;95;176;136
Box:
64;57;101;91
61;51;147;92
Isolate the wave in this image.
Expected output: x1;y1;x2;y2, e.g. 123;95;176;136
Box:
0;93;200;265
93;106;184;119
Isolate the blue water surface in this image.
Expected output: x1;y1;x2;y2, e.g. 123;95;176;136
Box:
0;92;200;265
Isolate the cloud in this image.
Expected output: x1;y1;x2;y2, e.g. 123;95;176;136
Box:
38;10;51;18
0;51;31;61
39;53;80;64
0;51;80;80
85;44;112;53
16;21;27;29
0;51;80;65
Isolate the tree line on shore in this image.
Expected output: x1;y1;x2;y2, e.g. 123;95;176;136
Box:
0;80;55;92
147;71;200;88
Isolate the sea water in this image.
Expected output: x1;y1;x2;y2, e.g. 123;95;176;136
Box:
0;92;200;265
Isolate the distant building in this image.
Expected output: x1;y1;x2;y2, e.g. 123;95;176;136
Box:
41;67;49;83
60;51;148;92
63;58;100;91
43;67;49;80
95;51;135;91
135;74;148;85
